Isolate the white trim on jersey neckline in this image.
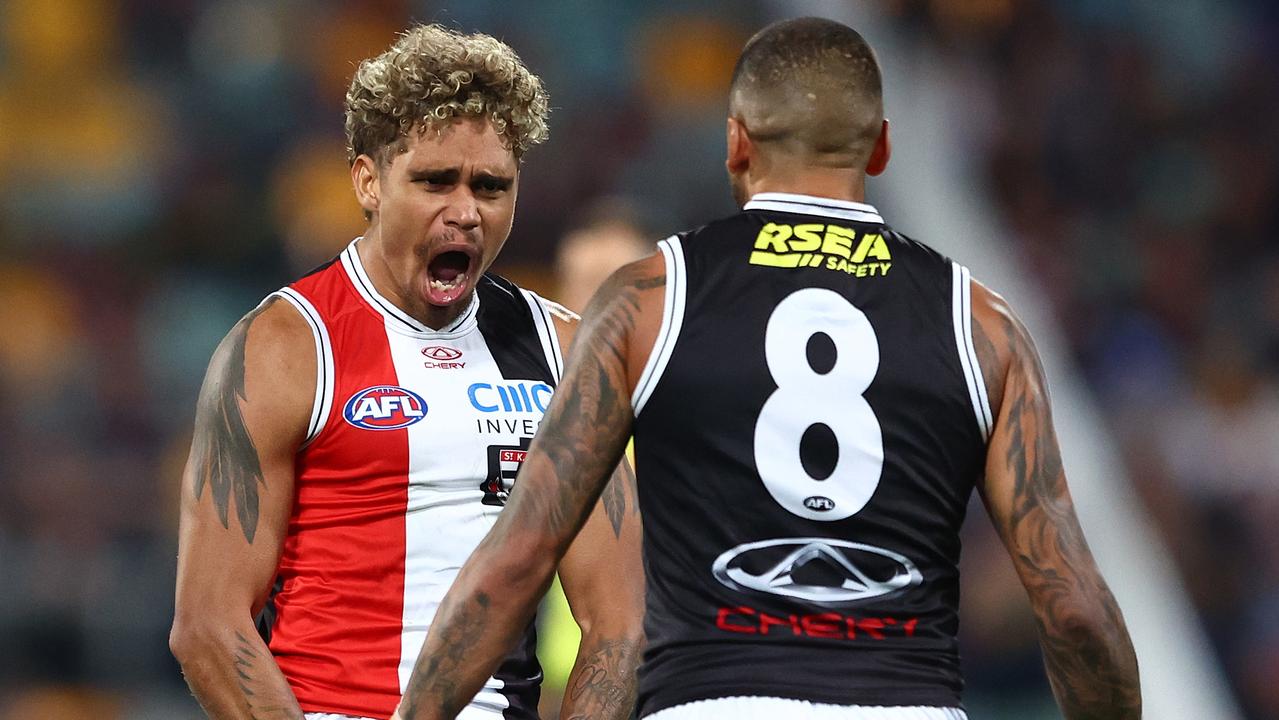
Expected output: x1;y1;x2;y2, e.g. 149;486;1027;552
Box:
744;192;884;225
340;238;480;338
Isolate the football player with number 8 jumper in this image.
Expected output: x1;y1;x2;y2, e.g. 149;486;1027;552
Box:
170;24;644;720
393;16;1141;720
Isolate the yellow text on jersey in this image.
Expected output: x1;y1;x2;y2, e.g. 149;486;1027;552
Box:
749;222;892;277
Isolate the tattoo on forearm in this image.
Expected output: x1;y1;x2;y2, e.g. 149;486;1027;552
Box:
402;591;504;719
231;630;303;720
189;299;276;543
564;637;642;720
528;268;664;541
980;305;1140;719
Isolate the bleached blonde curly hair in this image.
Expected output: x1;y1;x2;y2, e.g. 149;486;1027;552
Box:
344;24;550;165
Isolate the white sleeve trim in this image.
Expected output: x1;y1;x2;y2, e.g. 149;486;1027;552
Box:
632;236;687;416
272;288;335;448
520;289;567;382
951;263;993;441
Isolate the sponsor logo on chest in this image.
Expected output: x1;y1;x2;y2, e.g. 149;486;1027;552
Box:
467;381;553;414
469;381;554;436
422;345;466;370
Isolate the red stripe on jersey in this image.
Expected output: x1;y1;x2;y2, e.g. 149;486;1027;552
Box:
270;261;407;717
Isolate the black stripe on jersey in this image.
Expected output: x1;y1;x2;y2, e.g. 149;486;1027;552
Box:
483;274;517;299
495;621;542;719
477;274;555;385
253;574;284;644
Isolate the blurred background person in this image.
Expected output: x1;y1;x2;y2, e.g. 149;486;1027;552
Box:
553;198;655;315
0;1;1274;719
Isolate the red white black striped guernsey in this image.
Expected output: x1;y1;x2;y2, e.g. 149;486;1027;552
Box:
631;193;990;716
257;238;567;719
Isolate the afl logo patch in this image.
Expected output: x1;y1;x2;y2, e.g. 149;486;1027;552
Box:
343;386;427;430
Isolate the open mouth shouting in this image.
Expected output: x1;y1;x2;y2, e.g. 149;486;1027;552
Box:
423;244;479;306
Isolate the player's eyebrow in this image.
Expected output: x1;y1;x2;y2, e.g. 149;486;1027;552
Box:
471;172;514;190
408;167;460;184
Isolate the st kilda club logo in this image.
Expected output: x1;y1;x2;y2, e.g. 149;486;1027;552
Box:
481;436;532;506
422;345;465;370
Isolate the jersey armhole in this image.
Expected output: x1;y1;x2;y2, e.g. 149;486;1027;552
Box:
271;287;335;448
950;263;993;442
631;236;687;416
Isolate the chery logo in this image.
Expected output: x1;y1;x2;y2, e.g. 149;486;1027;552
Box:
422;346;465;369
711;537;921;605
422;346;462;360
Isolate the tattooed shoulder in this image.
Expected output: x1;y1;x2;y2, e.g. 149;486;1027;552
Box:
188;297;300;544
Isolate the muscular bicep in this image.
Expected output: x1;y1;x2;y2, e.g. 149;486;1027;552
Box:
176;297;314;617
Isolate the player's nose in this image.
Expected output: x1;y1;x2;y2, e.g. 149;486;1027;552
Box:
443;189;481;231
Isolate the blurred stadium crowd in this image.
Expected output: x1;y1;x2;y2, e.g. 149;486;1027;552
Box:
0;0;1274;718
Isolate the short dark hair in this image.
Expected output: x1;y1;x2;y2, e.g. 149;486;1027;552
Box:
729;17;883;160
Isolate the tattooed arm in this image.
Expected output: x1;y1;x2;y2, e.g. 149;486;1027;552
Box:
170;298;313;719
394;255;666;720
971;280;1141;720
556;462;644;720
549;313;646;720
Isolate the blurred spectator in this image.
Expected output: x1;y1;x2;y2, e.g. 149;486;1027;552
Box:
553;197;655;313
1;686;123;720
886;0;1279;716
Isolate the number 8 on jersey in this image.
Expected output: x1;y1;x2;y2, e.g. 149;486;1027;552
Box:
754;288;884;521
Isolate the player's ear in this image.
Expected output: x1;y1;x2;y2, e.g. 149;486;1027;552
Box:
726;116;752;176
866;119;891;177
351;154;381;214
